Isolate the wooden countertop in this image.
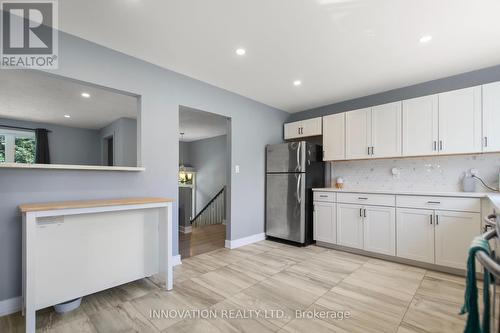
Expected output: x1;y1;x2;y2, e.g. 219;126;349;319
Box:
19;197;174;213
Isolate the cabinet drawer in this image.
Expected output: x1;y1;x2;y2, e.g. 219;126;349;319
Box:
337;192;395;206
396;195;480;213
314;191;336;202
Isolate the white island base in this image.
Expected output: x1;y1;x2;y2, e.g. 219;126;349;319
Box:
20;198;174;333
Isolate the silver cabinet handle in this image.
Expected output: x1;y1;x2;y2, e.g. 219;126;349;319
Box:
427;201;441;204
439;140;443;151
433;141;437;151
485;136;488;148
364;209;367;218
371;146;374;155
358;197;368;200
359;208;363;217
435;215;439;225
319;195;328;198
367;147;370;155
429;214;433;225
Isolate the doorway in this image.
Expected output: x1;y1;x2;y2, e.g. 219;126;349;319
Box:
102;135;114;166
178;106;231;258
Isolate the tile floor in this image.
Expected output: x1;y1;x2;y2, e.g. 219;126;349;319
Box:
0;240;487;332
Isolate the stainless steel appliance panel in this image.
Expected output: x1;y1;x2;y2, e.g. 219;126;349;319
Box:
265;173;305;242
266;142;305;173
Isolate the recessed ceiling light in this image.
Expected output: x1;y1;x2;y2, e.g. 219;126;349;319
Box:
293;80;302;86
64;114;71;118
235;48;246;56
81;92;90;98
419;35;432;43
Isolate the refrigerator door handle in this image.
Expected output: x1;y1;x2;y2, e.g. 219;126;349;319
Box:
296;142;301;172
296;174;302;204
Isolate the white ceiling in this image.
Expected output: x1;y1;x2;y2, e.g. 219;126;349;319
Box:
0;70;138;129
179;106;227;142
59;0;500;113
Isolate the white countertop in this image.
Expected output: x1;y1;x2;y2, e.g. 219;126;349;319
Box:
313;188;500;212
312;187;488;198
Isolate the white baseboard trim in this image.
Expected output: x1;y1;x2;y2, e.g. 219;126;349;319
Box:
179;225;192;234
225;233;266;249
172;254;182;266
0;255;183;318
0;296;21;317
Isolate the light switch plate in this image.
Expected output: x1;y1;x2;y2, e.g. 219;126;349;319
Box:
235;165;240;174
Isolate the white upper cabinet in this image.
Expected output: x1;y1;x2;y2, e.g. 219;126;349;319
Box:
482;82;500;152
371;102;402;158
284;117;322;140
402;95;439;156
438;86;482;154
322;113;345;161
345;108;371;159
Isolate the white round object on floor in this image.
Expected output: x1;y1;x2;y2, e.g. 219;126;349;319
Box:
54;297;82;313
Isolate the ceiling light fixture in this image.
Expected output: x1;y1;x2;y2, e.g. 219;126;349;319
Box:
64;114;71;118
293;80;302;86
81;92;90;98
235;48;246;56
419;35;432;43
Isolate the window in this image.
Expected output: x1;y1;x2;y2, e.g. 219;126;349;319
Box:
0;129;36;163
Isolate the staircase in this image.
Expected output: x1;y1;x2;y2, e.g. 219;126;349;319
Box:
191;187;226;227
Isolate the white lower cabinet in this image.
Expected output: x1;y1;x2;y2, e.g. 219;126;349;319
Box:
336;203;395;254
337;203;364;249
434;210;480;269
315;191;481;271
313;202;336;244
397;208;480;269
364;206;396;256
396;208;435;264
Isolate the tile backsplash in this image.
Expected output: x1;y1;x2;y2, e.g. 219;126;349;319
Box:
328;153;500;192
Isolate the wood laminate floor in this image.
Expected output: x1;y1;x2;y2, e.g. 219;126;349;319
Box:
179;223;226;259
1;241;491;333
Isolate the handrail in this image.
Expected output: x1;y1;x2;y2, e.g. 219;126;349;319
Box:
476;225;500;279
190;187;225;224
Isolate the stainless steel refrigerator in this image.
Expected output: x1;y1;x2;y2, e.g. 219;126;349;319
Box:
265;141;324;245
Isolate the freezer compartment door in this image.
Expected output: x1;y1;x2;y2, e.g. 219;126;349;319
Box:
266;142;305;173
265;173;305;243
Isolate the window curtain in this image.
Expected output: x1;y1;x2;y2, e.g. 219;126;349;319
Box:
35;128;50;164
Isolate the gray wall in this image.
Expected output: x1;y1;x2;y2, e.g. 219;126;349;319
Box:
288;64;500;121
181;135;227;214
99;117;137;167
0;32;288;302
0;118;101;165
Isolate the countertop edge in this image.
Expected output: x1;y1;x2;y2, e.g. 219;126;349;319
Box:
19;197;174;213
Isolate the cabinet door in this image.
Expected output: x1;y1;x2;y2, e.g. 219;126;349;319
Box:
371;102;402;158
438;87;482;154
363;206;396;255
313;202;336;243
482;82;500;152
396;208;434;264
434;210;480;269
336;203;363;249
345;108;371;159
301;118;322;137
402;95;439;156
284;121;301;140
323;113;345;161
